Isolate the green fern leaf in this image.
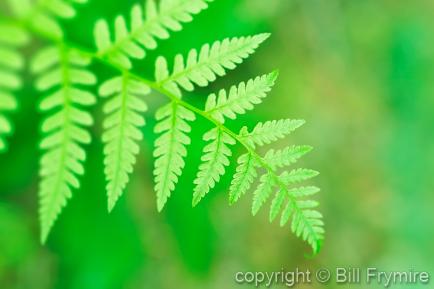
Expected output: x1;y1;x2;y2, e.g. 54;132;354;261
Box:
32;45;96;243
94;0;213;69
278;186;323;253
264;145;313;169
2;0;324;255
234;118;323;253
274;172;321;227
0;24;28;152
287;186;321;199
229;153;257;205
205;72;277;123
192;128;235;206
280;169;319;185
269;189;286;221
155;34;270;95
6;0;87;39
240;119;305;148
99;74;150;212
154;102;196;211
280;186;324;254
252;173;275;215
269;171;318;222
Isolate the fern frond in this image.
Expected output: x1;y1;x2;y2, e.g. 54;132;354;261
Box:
1;0;324;255
153;101;196;211
240;119;305;148
32;45;96;243
192;128;235;206
155;34;270;96
99;74;150;212
6;0;87;39
0;24;28;152
229;153;257;205
205;72;277;123
94;0;213;69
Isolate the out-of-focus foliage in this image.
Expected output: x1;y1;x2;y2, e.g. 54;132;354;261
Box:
0;24;28;152
0;0;434;289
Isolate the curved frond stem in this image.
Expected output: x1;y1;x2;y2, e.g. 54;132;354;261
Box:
1;15;322;251
5;12;306;192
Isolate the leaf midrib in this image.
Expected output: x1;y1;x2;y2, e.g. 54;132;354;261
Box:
206;81;268;116
108;73;129;209
43;45;72;240
157;101;178;209
160;38;257;87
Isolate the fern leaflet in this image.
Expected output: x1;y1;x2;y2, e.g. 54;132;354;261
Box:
155;34;270;96
0;24;28;152
252;172;275;215
192;128;235;206
240;119;306;148
205;72;277;123
94;0;213;69
32;45;96;243
99;74;150;211
229;153;257;205
264;145;313;169
154;102;196;211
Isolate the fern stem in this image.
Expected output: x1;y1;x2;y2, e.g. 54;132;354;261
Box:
0;15;321;249
3;12;302;190
149;83;312;232
1;16;320;245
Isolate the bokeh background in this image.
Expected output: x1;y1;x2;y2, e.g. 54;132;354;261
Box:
1;0;434;288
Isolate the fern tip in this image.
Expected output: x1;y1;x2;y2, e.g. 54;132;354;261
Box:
192;195;202;207
303;145;314;153
307;239;323;257
40;228;50;245
107;202;115;213
157;202;165;212
257;33;271;42
252;208;259;216
269;70;279;81
228;197;236;206
107;194;121;213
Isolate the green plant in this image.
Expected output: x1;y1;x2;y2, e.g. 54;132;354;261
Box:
0;0;324;254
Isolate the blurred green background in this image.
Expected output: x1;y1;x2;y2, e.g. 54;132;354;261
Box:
1;0;434;288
